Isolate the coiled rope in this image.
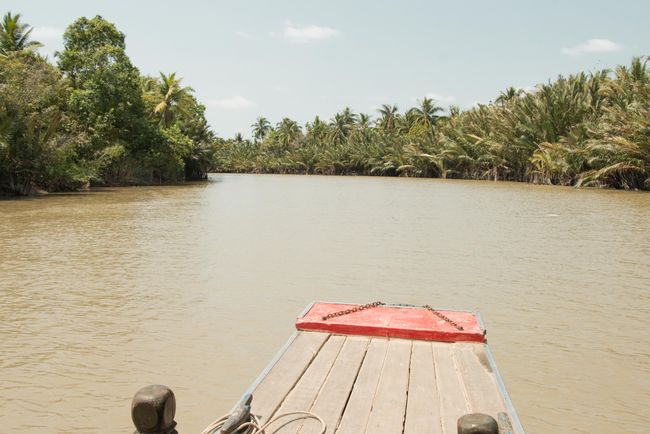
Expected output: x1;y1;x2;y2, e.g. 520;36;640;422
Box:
201;410;326;434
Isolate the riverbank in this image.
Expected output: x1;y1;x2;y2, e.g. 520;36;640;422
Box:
4;171;648;200
0;177;212;199
211;169;650;192
216;58;650;191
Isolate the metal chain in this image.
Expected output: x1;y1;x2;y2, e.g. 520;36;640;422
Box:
423;305;464;331
321;302;465;332
321;301;385;321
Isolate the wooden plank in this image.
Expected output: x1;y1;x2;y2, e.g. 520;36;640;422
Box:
335;338;389;434
403;341;443;434
264;335;346;433
251;331;329;423
432;343;470;434
364;339;412;434
299;336;370;434
455;344;506;417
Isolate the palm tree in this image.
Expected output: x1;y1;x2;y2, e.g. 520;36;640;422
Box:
0;12;42;56
329;113;352;145
448;105;461;118
495;86;523;105
377;104;399;133
251;117;272;142
400;109;418;134
357;113;371;130
305;116;328;144
351;113;373;143
154;72;194;128
276;118;301;147
627;56;648;83
340;107;358;125
410;97;443;130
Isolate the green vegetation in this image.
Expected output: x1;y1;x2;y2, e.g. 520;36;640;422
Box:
215;58;650;190
3;10;648;195
0;12;213;196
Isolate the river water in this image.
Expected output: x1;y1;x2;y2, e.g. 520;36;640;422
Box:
1;174;649;433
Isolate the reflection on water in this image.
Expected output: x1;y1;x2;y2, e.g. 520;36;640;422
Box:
1;174;649;433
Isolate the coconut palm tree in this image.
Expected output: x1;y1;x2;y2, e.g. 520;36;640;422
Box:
377;104;399;133
495;86;523;105
329;113;352;145
627;56;649;83
305;116;328;144
350;113;373;144
410;97;443;130
154;72;194;128
251;117;272;142
357;113;371;129
276;118;301;147
0;12;42;56
448;105;461;118
340;107;358;125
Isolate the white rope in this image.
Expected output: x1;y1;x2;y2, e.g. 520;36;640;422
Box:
201;410;326;434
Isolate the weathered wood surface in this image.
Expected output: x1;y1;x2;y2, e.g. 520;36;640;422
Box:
249;331;515;434
251;331;329;425
335;338;388;434
364;339;411;434
403;340;442;434
301;336;369;434
433;343;470;434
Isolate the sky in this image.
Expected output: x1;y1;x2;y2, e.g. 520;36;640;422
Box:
4;0;649;138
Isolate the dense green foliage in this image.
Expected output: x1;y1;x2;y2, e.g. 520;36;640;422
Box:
3;10;647;195
0;12;213;196
215;58;650;190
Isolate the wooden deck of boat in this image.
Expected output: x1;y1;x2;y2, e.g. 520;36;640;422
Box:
246;331;520;434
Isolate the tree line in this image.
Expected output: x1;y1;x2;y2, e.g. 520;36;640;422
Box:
3;10;648;195
0;12;214;196
216;58;650;190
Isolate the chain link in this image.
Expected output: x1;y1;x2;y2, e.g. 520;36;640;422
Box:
321;301;385;321
423;305;464;331
321;302;465;332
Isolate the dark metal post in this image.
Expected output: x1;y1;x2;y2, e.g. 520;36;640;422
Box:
131;384;178;434
457;413;499;434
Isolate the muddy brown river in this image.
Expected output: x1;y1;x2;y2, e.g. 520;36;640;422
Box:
1;174;649;433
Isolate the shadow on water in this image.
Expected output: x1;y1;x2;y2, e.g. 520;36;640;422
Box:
0;179;217;203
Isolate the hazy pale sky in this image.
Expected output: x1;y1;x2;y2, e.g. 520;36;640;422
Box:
5;0;649;137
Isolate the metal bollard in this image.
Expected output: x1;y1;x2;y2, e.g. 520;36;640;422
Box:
131;384;178;434
457;413;498;434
